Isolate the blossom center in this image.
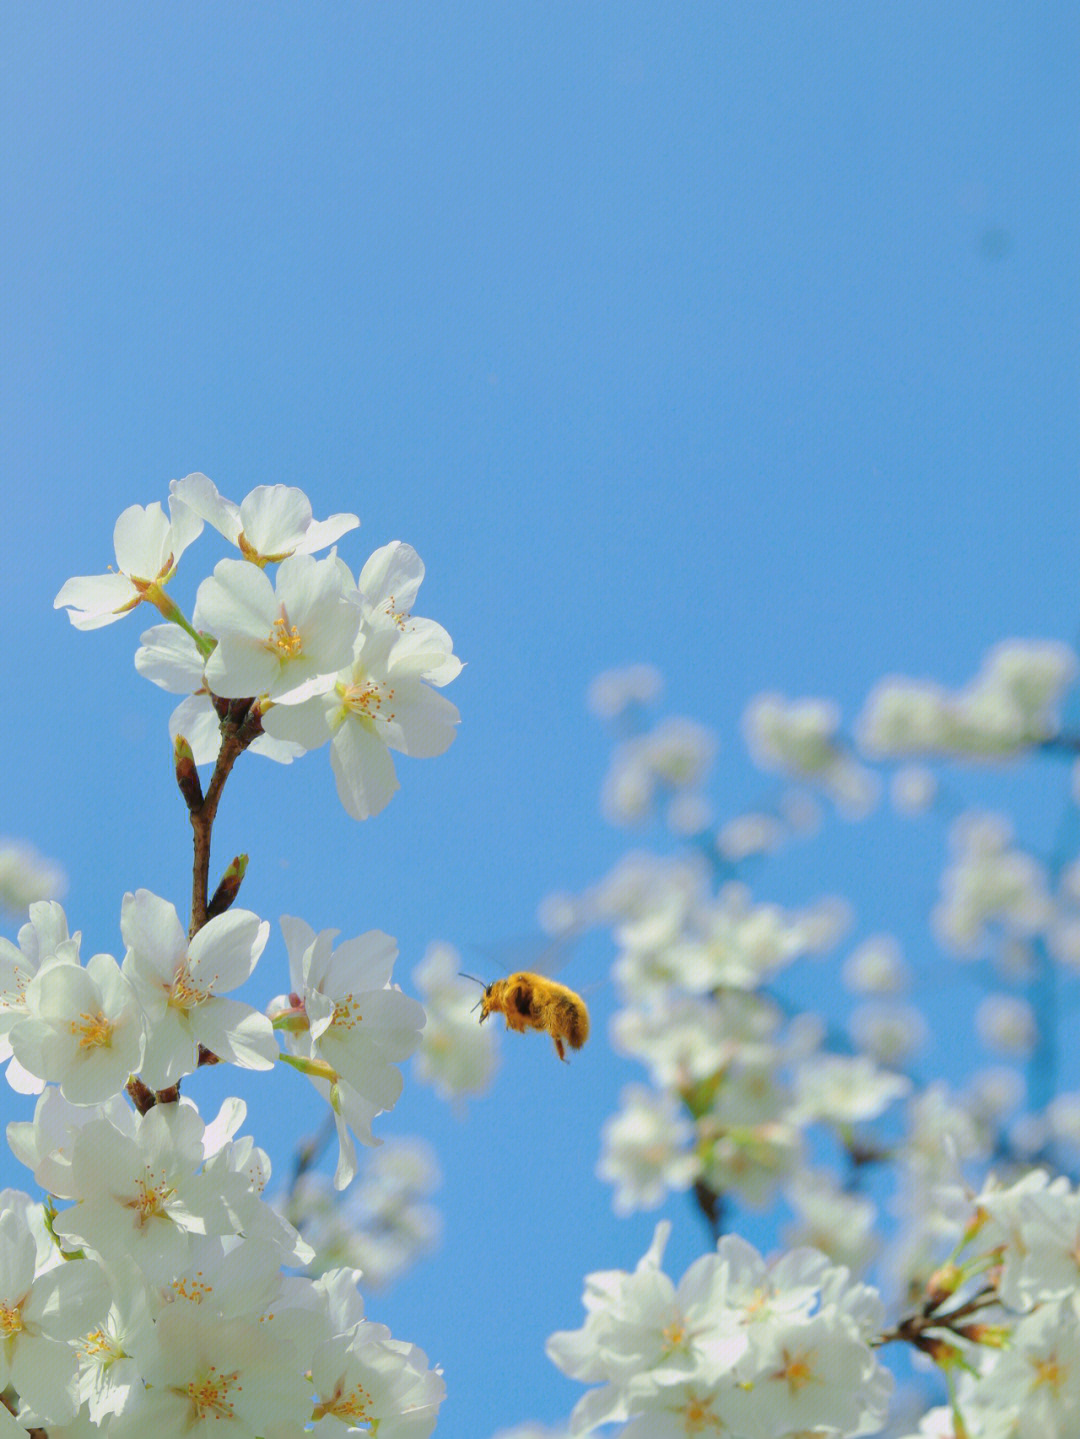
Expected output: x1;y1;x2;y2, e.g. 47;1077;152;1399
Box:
171;1273;215;1303
124;1172;176;1226
69;1009;114;1049
314;1378;373;1422
382;594;411;630
169;966;210;1009
0;1300;24;1338
180;1365;242;1421
267;611;303;658
682;1396;722;1432
82;1327;123;1362
339;677;396;724
1032;1356;1064;1391
662;1319;687;1351
774;1347;815;1393
331;993;363;1029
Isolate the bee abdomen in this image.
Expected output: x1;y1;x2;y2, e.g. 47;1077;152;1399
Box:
558;996;589;1050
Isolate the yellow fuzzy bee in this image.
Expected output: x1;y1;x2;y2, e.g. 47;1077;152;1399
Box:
461;971;590;1062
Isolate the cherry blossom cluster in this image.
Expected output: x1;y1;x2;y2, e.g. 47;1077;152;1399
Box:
517;658;1080;1433
858;639;1077;760
0;478;461;1435
0;895;441;1434
890;1167;1080;1438
583;856;910;1216
545;1220;892;1437
56;474;462;821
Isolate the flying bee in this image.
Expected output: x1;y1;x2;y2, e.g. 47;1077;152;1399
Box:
460;971;590;1062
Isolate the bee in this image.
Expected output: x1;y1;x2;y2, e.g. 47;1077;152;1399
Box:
461;971;590;1062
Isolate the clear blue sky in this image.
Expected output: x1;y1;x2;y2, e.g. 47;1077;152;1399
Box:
3;5;1079;1435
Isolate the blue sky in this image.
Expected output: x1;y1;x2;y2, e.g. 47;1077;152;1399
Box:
3;4;1079;1434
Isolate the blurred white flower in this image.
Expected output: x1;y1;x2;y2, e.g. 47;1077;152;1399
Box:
933;811;1053;957
792;1053;911;1125
411;942;499;1104
0;841;66;914
842;934;908;994
976;993;1037;1057
597;1086;699;1214
586;663;663;719
890;763;938;816
783;1168;879;1271
849;1002;928;1064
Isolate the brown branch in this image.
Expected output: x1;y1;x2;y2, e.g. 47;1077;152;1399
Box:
875;1284;1001;1350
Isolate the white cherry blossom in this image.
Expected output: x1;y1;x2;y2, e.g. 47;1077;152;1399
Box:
9;951;144;1103
54;495;202;630
272;917;425;1186
171;472;360;562
51;1101;232;1280
261;543;461;820
120;889;276;1087
196;552;360;703
0;1207;109;1424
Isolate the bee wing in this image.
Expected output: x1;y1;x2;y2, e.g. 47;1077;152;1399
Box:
468;932;579;978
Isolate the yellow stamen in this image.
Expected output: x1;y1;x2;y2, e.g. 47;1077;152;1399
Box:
181;1365;242;1421
69;1010;114;1049
268;613;303;657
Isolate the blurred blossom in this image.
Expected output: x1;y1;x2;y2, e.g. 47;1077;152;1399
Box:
614;885;810;997
600;746;654;826
858;639;1077;760
1048;914;1080;969
783;1168;879;1272
411;942;499;1104
901;1083;992;1183
587;663;663;719
0;840;67;914
696;1109;801;1209
597;1084;699;1214
555;852;711;934
716;811;785;862
640;716;717;789
792;895;853;953
537;891;581;938
743;693;877;815
665;790;713;836
1046;1092;1080;1150
288;1138;441;1287
1006;1111;1048;1159
611;989;783;1089
975;993;1038;1057
890;764;938;816
744;693;841;775
963;1066;1025;1127
600;718;717;828
849;1002;928;1065
843;934;908;994
792;1054;911;1125
933;811;1053;956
